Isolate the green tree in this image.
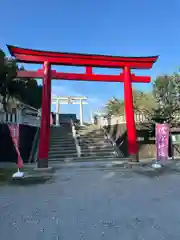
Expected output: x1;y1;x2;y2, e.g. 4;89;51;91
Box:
152;74;180;124
0;49;42;111
105;90;155;116
17;78;42;109
0;49;18;111
106;97;124;116
132;89;156;113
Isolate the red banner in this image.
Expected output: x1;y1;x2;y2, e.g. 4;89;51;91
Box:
50;113;53;125
8;124;23;169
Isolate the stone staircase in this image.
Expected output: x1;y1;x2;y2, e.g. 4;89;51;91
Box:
48;124;121;163
48;124;77;162
76;125;120;161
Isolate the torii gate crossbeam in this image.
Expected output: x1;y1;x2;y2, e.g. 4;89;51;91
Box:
7;45;158;168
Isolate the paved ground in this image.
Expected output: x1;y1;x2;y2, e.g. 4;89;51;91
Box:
1;165;180;240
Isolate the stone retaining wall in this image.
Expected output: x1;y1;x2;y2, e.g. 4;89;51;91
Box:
106;123;180;159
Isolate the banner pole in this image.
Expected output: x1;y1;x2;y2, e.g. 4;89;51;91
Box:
8;124;24;178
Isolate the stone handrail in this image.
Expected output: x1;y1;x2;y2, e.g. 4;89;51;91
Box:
71;120;81;157
102;127;124;157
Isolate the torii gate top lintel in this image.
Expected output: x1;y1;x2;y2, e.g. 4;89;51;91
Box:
7;45;158;69
52;96;88;101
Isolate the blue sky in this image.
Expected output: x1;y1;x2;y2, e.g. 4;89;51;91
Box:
1;0;180;121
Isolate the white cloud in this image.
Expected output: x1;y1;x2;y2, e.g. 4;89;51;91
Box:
51;85;102;104
51;85;84;98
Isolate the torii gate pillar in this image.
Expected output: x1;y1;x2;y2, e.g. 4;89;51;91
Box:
38;61;51;168
124;66;138;159
79;99;83;125
55;99;60;126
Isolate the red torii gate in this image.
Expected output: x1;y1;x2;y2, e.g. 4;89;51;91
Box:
7;45;158;168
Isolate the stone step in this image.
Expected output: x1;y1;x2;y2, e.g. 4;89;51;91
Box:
79;141;109;145
50;145;76;149
49;146;77;151
49;149;115;155
78;128;102;131
80;144;114;148
50;139;74;143
80;149;115;154
79;136;105;139
50;142;75;147
79;136;108;139
76;156;120;160
48;155;77;160
51;140;74;143
49;146;76;151
51;130;71;133
48;152;77;157
51;135;73;138
48;156;121;162
49;148;77;153
79;131;104;134
58;145;114;150
49;148;77;154
80;152;116;157
79;143;112;148
49;149;117;157
51;139;75;145
48;151;116;158
51;136;73;139
79;136;106;140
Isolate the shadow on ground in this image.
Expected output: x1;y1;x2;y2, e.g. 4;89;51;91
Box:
133;165;180;178
0;167;56;186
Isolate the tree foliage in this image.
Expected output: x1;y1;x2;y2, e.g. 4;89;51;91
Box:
106;97;124;116
105;72;180;126
152;74;180;124
106;89;155;116
0;49;17;111
0;49;42;111
132;89;156;113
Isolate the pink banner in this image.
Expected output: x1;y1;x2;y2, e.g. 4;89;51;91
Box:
8;124;23;169
156;123;169;164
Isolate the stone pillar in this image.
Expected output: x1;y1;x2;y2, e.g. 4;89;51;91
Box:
55;99;60;126
16;107;22;124
79;99;83;125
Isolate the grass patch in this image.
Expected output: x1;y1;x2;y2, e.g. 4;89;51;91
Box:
0;167;31;184
0;168;16;183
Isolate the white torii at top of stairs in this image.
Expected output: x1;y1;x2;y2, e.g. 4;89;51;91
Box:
51;96;88;126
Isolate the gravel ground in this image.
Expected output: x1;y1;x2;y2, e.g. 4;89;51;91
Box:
0;166;180;240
